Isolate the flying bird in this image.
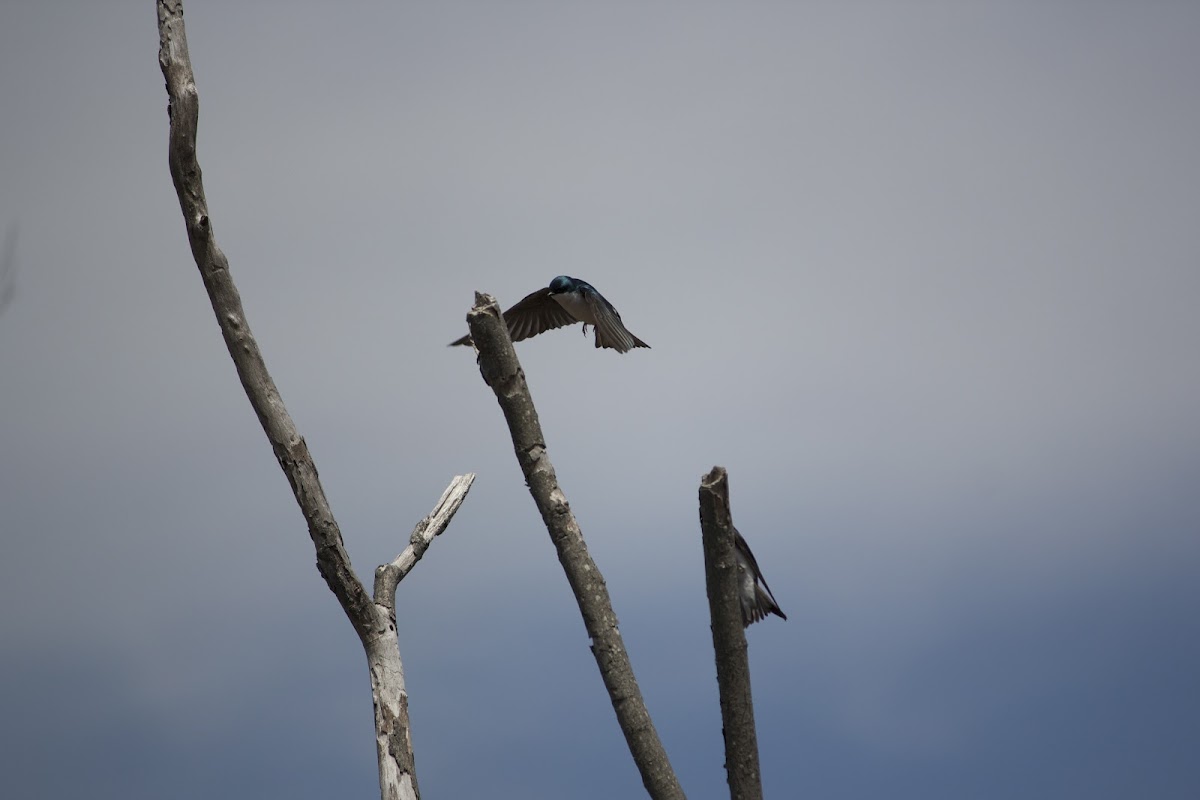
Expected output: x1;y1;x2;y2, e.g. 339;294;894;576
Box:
450;275;650;353
734;527;787;627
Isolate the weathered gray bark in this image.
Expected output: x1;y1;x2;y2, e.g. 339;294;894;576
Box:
157;3;473;798
370;474;475;800
699;467;763;800
465;292;685;800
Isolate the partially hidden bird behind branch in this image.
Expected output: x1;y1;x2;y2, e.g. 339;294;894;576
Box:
734;527;787;627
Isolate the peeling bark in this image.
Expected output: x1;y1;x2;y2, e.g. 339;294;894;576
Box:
156;4;473;798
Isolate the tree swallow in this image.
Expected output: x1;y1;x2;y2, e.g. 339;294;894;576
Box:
734;527;787;627
450;275;650;353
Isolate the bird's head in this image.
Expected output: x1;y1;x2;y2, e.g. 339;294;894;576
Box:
548;275;575;294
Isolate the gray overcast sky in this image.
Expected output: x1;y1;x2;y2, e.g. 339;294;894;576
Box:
2;2;1198;798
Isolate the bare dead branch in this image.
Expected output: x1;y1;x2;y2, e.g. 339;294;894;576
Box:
465;291;685;800
157;0;376;637
699;467;763;800
367;473;476;800
374;473;476;610
157;4;474;798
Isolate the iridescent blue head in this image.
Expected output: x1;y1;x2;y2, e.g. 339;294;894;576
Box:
548;275;576;294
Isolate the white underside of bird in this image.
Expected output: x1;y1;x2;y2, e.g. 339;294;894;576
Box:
551;291;597;325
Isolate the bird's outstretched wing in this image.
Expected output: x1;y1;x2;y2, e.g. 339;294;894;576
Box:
734;527;787;626
585;291;650;353
506;288;578;342
449;288;578;347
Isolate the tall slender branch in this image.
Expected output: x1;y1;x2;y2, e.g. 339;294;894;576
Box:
699;467;762;800
465;292;685;800
157;0;375;638
157;4;473;798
